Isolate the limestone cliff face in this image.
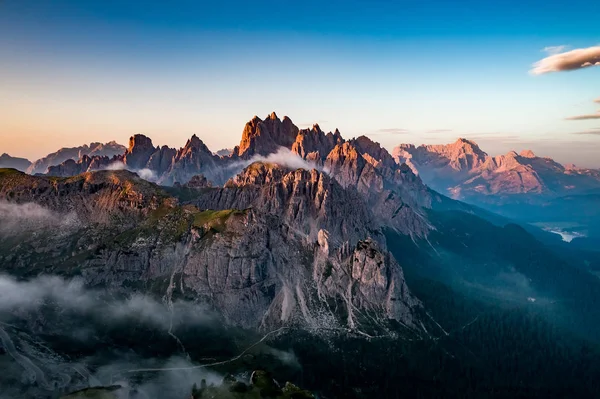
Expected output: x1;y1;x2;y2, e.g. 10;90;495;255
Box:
197;163;384;249
0;168;423;334
291;125;343;163
324;140;431;237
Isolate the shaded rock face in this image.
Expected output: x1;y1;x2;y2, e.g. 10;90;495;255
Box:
27;142;126;175
394;139;600;202
46;155;117;177
182;174;213;189
123;134;159;170
198;163;384;249
0;153;32;172
324;140;431;237
159;135;225;185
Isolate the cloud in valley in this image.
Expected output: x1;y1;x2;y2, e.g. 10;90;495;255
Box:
105;161;157;181
228;147;326;176
0;201;79;235
0;274;214;329
0;275;299;399
531;45;600;75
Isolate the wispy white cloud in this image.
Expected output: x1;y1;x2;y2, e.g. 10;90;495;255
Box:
531;45;600;75
0;201;79;235
542;45;570;55
425;129;453;134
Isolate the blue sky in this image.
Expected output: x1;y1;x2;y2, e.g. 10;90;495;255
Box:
1;0;599;166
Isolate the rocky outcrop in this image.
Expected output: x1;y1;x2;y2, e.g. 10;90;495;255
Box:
28;141;125;174
0;153;31;172
0;169;171;225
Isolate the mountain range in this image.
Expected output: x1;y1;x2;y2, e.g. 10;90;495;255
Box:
394;138;600;205
2;114;600;398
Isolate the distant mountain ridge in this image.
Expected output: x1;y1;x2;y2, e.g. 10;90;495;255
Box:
26;141;126;175
394;138;600;204
0;153;31;172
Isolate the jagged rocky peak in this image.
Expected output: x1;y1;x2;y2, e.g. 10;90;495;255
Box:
235;112;299;158
127;134;155;152
183;134;210;152
158;134;223;186
520;149;536;158
291;124;345;162
123;134;158;169
215;148;233;157
350;135;397;168
394;137;488;173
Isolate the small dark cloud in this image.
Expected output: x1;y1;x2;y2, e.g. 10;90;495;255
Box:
572;128;600;135
531;45;600;75
595;98;600;103
565;113;600;120
373;128;410;135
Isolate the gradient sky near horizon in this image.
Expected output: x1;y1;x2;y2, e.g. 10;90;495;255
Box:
1;0;599;166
